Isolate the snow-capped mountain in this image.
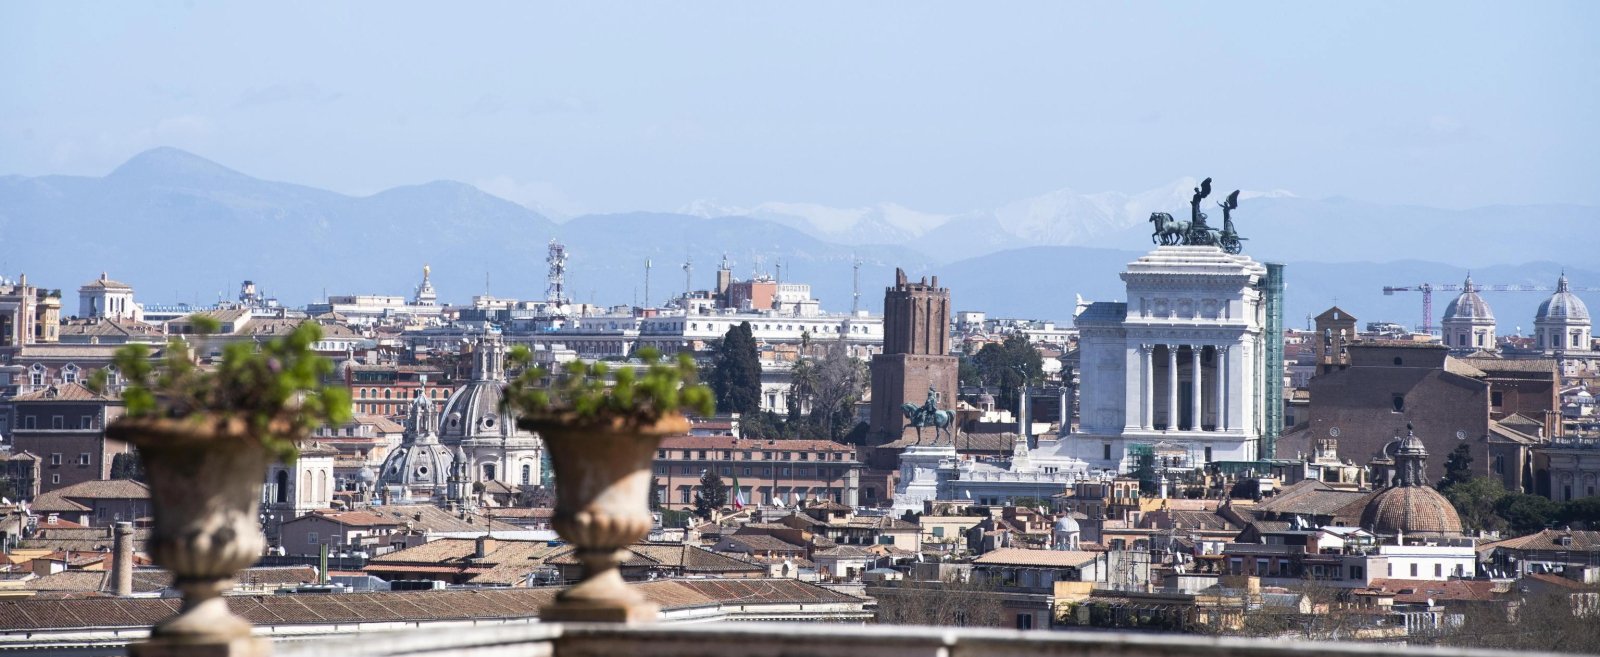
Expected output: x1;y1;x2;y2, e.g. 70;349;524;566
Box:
681;199;955;245
686;179;1298;256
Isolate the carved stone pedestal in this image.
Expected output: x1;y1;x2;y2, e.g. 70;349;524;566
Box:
525;414;688;625
109;416;281;655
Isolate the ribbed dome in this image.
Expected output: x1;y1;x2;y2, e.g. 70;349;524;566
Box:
1536;275;1590;323
1361;486;1463;538
1362;426;1462;538
1054;515;1080;533
438;337;539;445
1442;276;1494;322
376;389;456;499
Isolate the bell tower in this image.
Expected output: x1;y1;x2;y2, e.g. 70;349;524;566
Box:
869;268;958;444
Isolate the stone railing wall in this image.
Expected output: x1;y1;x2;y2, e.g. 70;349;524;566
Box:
276;622;1555;657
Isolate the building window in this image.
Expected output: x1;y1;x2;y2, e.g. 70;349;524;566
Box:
1393;357;1403;366
521;464;532;485
1103;444;1112;460
51;474;60;484
1392;395;1404;412
308;532;319;545
1491;391;1503;407
51;416;64;430
1434;563;1442;577
79;453;91;466
1016;613;1033;630
1494;455;1505;475
80;415;94;429
1205;447;1213;463
743;467;752;476
50;453;62;466
679;488;691;504
1410;563;1418;577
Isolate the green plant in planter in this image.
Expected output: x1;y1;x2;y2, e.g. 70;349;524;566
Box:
500;346;714;429
90;316;352;462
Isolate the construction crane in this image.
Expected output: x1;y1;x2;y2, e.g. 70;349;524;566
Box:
1382;280;1600;334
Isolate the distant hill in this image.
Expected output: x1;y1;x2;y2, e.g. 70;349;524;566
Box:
0;148;930;312
2;148;1595;332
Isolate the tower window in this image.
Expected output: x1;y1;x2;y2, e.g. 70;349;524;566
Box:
1392;395;1405;412
1393;357;1403;366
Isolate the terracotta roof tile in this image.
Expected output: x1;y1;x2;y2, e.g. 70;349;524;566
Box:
973;548;1100;568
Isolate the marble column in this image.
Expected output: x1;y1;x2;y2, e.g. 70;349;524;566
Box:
1141;345;1154;430
1190;345;1203;432
1215;346;1229;432
1166;345;1178;431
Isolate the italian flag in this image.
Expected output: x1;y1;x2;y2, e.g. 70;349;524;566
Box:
732;475;746;510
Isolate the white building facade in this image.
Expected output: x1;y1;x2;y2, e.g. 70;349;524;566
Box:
1066;246;1267;470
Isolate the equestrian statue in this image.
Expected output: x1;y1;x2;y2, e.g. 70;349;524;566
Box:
901;386;956;445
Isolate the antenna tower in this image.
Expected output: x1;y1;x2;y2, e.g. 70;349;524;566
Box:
851;257;862;316
545;240;569;305
683;257;693;305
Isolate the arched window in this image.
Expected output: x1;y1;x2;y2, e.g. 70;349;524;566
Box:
521;464;532;485
275;470;289;504
29;364;45;387
384;389;392;399
61;363;80;384
484;464;497;481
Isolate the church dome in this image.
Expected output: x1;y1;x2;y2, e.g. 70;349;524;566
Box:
376;389;458;499
1536;275;1590;323
1442;276;1494;322
438;337;539;445
1361;486;1463;538
1360;427;1463;538
1054;515;1080;533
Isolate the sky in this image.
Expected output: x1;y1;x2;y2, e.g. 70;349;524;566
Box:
2;1;1597;217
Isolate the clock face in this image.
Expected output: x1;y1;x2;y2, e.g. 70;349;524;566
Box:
1329;427;1341;437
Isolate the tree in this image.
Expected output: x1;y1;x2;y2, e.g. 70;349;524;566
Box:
1442;476;1509;532
787;339;868;441
1438;444;1474;490
1496;492;1559;535
648;476;662;511
971;334;1044;413
110;451;146;482
693;469;728;520
874;573;1008;627
707;322;762;416
1557;495;1600;529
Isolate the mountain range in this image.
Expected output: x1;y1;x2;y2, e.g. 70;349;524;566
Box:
2;147;1596;331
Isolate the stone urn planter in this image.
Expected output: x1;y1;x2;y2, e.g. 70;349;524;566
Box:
524;413;688;624
91;321;348;657
108;415;287;656
500;346;712;624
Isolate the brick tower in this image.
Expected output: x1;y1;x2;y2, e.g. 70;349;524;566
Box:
869;268;958;444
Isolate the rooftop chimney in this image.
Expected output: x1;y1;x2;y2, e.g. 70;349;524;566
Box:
112;521;134;597
475;534;497;559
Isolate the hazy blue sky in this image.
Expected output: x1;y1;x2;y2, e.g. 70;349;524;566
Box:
3;2;1597;216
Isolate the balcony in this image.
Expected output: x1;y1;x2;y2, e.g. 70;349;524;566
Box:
273;622;1525;657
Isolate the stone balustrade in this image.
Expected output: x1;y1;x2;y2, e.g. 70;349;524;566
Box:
275;622;1547;657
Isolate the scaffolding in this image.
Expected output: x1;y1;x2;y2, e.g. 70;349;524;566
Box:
1260;263;1285;460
